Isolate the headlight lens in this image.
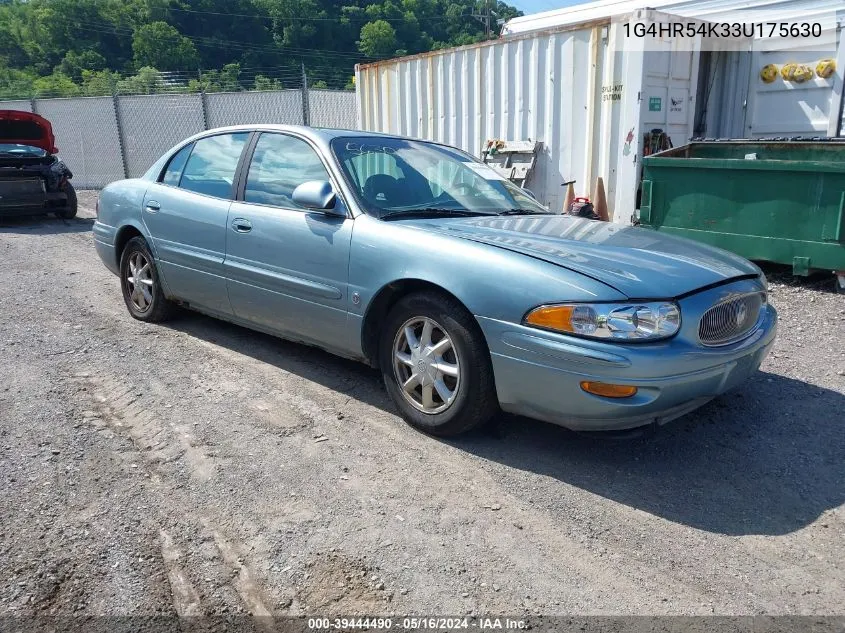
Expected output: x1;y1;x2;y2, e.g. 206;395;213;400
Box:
524;302;681;341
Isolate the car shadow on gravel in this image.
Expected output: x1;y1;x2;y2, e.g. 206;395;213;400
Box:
0;215;94;234
453;372;845;537
163;312;842;537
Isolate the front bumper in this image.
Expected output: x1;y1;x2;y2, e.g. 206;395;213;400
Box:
480;290;777;432
0;190;69;217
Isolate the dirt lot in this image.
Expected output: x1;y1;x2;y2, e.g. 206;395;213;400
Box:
1;191;844;621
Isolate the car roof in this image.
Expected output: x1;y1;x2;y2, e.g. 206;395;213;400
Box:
199;124;405;142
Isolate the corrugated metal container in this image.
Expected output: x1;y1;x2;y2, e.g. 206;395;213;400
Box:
356;9;702;221
503;0;845;141
702;27;844;138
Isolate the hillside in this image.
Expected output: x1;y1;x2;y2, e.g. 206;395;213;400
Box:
0;0;521;98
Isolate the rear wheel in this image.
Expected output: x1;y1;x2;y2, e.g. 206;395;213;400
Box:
54;183;77;219
379;291;498;436
119;236;174;322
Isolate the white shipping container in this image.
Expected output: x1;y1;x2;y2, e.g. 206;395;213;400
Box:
703;28;844;138
356;9;702;222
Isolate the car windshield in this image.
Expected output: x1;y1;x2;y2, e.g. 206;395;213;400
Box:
0;143;47;157
330;136;551;218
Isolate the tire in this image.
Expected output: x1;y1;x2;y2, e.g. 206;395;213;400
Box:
54;182;77;219
379;291;498;436
119;236;174;322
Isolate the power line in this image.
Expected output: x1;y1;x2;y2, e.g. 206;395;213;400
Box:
157;5;461;23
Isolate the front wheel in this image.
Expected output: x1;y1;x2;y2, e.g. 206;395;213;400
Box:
119;236;174;322
54;182;77;219
379;292;498;436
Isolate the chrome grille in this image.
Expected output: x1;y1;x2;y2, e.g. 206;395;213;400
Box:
698;292;764;346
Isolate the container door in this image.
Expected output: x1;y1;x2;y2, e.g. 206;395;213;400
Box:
639;44;699;157
744;32;843;138
610;11;701;223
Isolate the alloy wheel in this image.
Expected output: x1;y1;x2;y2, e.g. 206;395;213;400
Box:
392;316;461;414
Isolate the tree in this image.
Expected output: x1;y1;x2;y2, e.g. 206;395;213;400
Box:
358;20;397;58
0;0;523;95
254;75;283;91
80;69;121;96
57;50;107;81
0;65;37;100
116;66;164;95
33;72;81;97
132;22;198;71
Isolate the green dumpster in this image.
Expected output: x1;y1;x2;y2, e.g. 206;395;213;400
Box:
639;140;845;277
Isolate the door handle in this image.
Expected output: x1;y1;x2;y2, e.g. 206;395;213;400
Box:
231;218;252;233
145;200;161;213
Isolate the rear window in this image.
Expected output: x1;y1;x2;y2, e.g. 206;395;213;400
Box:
178;133;249;199
0;143;47;157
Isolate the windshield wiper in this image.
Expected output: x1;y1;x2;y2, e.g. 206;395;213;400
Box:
381;208;495;220
496;209;548;216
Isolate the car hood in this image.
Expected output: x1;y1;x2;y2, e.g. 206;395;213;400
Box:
401;214;759;298
0;110;58;154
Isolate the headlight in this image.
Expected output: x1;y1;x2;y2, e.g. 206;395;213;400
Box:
524;302;681;341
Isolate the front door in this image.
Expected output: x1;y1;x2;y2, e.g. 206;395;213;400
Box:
142;131;250;316
224;132;354;353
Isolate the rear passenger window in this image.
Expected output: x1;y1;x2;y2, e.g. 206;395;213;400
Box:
161;143;192;186
244;133;330;209
178;133;249;199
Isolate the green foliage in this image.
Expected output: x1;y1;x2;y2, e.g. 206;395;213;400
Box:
33;72;81;97
133;21;199;71
358;20;398;58
0;0;522;95
189;63;243;93
57;50;107;81
116;66;164;95
0;64;38;99
81;69;121;96
254;74;284;91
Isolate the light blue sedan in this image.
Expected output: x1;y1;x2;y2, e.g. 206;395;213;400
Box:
93;125;777;436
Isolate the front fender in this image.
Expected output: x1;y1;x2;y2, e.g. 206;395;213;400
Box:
348;215;623;357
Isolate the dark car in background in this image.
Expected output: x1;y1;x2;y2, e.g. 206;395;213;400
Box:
0;110;76;219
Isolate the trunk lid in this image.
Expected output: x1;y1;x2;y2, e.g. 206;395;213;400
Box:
0;110;58;155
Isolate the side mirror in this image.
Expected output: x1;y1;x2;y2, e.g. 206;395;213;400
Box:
523;189;537;200
292;180;344;216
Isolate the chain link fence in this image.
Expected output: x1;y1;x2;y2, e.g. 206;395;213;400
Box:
118;93;206;179
1;88;357;188
309;90;357;128
0;99;33;113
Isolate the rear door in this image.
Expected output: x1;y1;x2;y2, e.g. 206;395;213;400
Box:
142;131;251;316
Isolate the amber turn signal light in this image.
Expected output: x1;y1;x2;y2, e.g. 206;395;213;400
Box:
524;305;575;331
579;381;638;398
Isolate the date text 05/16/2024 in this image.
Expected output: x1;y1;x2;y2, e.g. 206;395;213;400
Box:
307;617;527;630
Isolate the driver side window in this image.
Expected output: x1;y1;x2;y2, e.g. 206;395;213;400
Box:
244;133;330;209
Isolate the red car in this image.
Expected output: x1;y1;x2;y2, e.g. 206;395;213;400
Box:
0;110;76;219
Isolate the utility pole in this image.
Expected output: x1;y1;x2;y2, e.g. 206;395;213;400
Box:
472;0;493;39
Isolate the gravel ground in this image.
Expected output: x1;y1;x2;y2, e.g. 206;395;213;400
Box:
1;190;843;621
